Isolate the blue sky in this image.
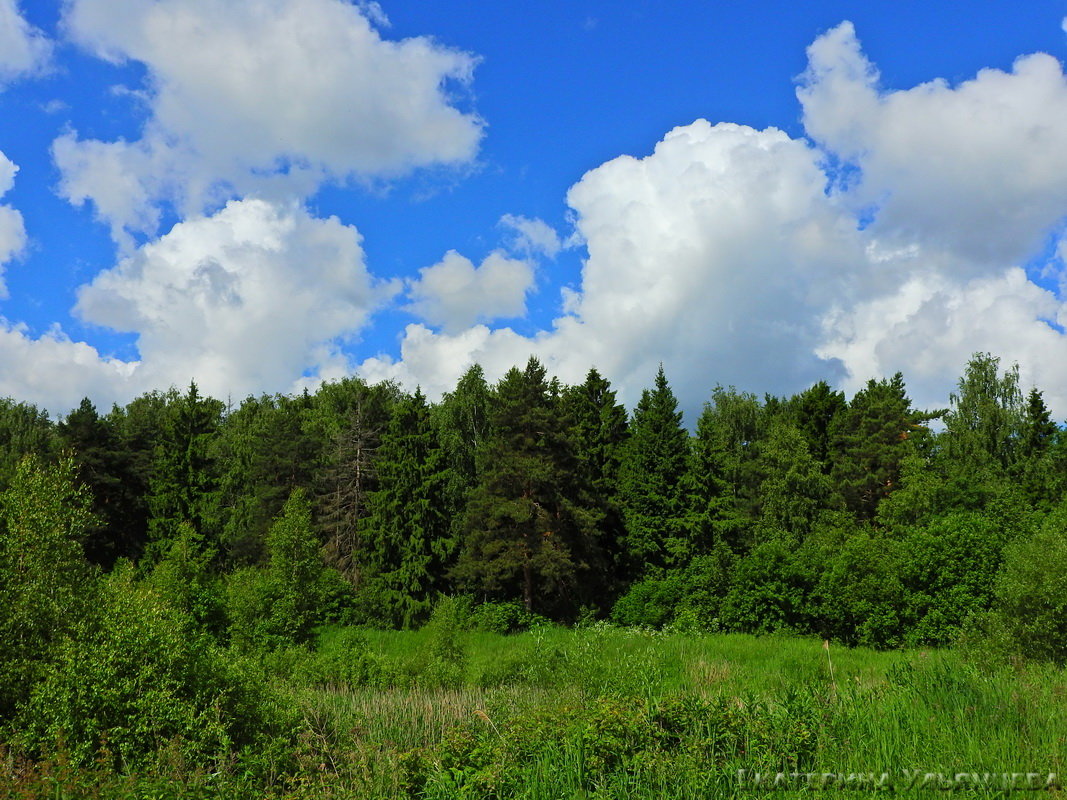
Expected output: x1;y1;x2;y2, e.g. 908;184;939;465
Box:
2;0;1067;419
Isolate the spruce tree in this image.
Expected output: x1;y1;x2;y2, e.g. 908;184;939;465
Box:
687;386;764;552
146;383;223;560
362;389;455;627
57;397;143;566
618;366;691;573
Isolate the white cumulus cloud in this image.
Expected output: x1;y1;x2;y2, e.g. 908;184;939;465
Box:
500;214;563;259
0;151;27;295
362;119;867;413
0;320;137;415
56;0;484;240
406;250;535;333
361;23;1067;420
0;0;51;87
75;197;395;400
799;21;1067;274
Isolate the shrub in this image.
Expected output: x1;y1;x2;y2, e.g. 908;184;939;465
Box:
977;504;1067;665
16;567;290;771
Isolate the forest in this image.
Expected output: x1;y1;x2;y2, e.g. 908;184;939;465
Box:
1;351;1066;798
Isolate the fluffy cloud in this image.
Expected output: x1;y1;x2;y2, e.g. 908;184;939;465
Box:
75;198;394;400
405;250;534;333
0;151;27;294
0;0;51;87
0;320;136;414
362;120;867;414
56;0;483;239
819;267;1067;412
500;214;563;259
799;21;1067;274
362;23;1067;419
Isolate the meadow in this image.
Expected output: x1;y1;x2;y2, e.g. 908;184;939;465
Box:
8;614;1062;800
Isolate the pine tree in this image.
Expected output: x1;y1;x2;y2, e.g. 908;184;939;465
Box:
453;358;602;617
618;366;691;573
362;389;455;627
829;373;935;520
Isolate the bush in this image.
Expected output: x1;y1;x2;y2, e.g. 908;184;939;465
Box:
978;505;1067;665
16;567;290;771
0;456;95;719
410;598;468;689
468;600;546;634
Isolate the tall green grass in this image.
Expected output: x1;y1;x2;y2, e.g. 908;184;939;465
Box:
4;624;1065;798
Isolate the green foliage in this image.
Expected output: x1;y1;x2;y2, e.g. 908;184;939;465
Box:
17;566;288;771
57;397;146;566
148;521;224;634
618;366;691;572
0;456;94;719
829;373;935;520
361;389;455;628
146;383;224;561
809;530;906;648
980;501;1067;664
719;541;812;634
411;597;468;689
215;392;317;566
467;599;547;634
0;398;54;490
687;386;764;551
224;488;330;649
454;358;603;618
899;511;1014;646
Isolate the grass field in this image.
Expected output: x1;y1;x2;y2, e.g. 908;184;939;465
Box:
5;621;1066;798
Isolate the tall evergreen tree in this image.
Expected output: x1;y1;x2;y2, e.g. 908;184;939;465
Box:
454;358;602;616
146;382;224;560
618;366;691;572
310;378;398;588
787;381;846;473
57;398;144;566
829;373;935;520
562;368;629;586
688;386;764;551
1015;387;1059;508
215;392;317;566
362;389;455;627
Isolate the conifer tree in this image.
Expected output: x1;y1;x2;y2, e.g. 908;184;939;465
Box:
454;358;602;616
310;378;398;588
618;366;691;572
215;393;317;566
57;397;143;566
829;373;934;520
787;381;846;472
362;389;455;627
146;383;223;560
688;386;764;551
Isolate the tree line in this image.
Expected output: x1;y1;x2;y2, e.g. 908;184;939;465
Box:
1;351;1065;657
